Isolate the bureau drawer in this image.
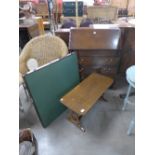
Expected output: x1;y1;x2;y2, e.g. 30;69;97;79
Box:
80;65;118;78
77;50;119;57
100;66;118;75
79;56;120;66
69;29;121;50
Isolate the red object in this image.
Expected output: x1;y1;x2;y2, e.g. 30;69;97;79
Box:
57;0;62;13
94;0;105;5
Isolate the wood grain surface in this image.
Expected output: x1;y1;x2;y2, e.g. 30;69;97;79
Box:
60;73;113;115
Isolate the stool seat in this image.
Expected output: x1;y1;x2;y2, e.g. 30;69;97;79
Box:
123;65;135;135
26;58;38;71
126;65;135;88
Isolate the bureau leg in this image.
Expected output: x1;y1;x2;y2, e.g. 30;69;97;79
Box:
109;80;117;90
68;111;85;132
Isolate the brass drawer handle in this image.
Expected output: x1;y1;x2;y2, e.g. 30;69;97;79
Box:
80;68;84;73
93;31;96;35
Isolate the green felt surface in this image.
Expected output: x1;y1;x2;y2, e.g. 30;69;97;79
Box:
24;53;80;128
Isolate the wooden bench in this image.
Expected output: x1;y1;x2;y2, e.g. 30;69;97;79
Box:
60;73;113;132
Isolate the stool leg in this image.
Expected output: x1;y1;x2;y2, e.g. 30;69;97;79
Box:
19;83;32;113
23;83;30;102
19;84;24;113
19;97;24;112
122;85;132;111
127;117;135;136
120;91;135;99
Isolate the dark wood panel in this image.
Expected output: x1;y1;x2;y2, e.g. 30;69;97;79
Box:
69;28;121;79
80;66;118;79
119;27;135;73
55;30;70;47
55;27;134;76
79;56;120;66
19;29;30;49
69;28;121;50
56;27;135;75
77;50;119;57
19;23;39;48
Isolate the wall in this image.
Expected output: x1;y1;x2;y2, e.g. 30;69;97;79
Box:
62;0;134;8
111;0;135;12
111;0;127;8
111;0;135;15
62;0;135;15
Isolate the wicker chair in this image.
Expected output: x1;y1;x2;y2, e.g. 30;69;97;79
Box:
19;33;68;75
19;34;68;113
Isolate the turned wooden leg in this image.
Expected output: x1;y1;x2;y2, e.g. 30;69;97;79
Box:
100;96;108;102
68;111;85;132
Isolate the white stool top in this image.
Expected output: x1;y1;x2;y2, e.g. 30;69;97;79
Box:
26;58;38;71
126;65;135;88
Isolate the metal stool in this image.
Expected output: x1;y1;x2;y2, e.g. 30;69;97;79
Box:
122;65;135;135
19;59;38;113
19;76;31;113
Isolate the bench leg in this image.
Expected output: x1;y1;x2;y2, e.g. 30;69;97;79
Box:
100;96;108;102
68;111;85;132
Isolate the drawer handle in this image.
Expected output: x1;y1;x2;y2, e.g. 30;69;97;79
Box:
80;68;84;73
93;31;96;35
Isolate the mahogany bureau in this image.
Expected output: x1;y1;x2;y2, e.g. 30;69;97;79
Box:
69;28;121;79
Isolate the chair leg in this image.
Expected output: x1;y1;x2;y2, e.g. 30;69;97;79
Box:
122;84;132;111
127;117;135;136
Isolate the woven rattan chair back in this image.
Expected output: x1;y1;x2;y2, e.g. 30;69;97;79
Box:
19;34;68;74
